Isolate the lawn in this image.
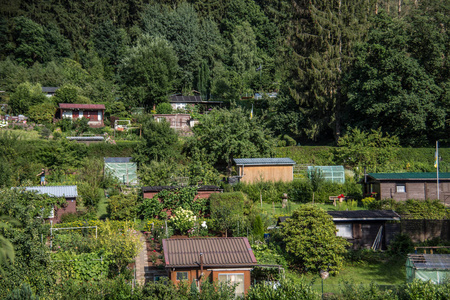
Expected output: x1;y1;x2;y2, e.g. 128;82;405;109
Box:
284;257;406;294
261;201;365;220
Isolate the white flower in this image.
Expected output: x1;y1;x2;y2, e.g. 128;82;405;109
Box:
201;221;207;229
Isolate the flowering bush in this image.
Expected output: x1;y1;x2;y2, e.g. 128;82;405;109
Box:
188;219;209;237
171;208;196;234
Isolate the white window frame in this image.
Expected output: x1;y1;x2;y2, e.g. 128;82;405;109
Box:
218;273;245;297
396;184;406;193
336;223;353;239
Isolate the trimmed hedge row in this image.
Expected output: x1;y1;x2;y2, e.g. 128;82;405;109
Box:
275;146;450;172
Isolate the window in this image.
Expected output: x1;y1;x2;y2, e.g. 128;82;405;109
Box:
336;223;353;238
396;184;406;193
218;273;245;297
176;272;188;281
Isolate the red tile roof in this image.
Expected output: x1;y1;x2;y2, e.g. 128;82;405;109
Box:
163;237;257;268
59;103;105;110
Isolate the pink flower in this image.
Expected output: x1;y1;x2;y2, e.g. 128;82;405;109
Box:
151;238;154;240
153;250;156;252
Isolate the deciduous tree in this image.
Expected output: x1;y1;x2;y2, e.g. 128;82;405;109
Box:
187;107;276;174
282;206;350;275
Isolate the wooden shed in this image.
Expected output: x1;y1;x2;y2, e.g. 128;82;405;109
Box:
277;210;401;250
163;237;257;297
234;158;296;184
364;172;450;204
57;103;105;127
23;185;77;223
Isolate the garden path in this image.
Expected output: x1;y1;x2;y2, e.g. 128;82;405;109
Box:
134;232;148;286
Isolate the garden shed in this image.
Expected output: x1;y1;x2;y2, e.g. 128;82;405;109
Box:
234;158;296;184
276;210;401;250
104;157;137;185
23;185;77;223
406;254;450;284
163;237;257;297
307;166;345;183
363;172;450;203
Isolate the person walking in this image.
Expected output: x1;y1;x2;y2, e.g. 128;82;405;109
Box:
37;168;46;186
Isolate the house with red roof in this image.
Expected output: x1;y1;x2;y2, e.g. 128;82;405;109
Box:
162;237;257;297
57;103;106;127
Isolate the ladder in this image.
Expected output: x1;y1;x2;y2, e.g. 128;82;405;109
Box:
372;226;383;250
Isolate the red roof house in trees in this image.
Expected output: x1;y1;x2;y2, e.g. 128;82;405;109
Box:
58;103;105;127
163;237;257;297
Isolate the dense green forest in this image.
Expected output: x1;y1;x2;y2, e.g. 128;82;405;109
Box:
0;0;449;146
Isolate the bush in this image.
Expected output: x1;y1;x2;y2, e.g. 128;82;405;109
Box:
388;234;414;257
171;207;196;234
155;102;173;114
107;192;138;220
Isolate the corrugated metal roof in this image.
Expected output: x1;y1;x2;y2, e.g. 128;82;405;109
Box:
104;157;132;163
42;87;59;93
408;254;450;270
66;136;104;141
169;95;202;103
234;158;296;166
23;185;78;198
327;210;401;221
142;185;221;192
59;103;106;110
163;237;257;268
368;172;450;180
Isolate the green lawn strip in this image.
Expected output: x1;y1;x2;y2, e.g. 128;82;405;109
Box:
96;189;108;219
261;202;365;221
293;258;406;294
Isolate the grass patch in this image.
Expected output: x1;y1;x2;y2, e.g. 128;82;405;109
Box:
261;202;365;220
97;190;108;219
294;258;406;294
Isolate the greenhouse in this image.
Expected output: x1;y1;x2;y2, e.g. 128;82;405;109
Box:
406;254;450;284
104;157;137;185
307;166;345;183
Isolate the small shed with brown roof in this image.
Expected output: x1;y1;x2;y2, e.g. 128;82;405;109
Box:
57;103;106;127
163;237;257;297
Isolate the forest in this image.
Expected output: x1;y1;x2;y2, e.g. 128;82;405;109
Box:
0;0;449;146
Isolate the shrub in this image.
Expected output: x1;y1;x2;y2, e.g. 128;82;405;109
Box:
252;215;265;242
171;207;196;235
155;102;173;114
388;234;414;257
107;193;138;220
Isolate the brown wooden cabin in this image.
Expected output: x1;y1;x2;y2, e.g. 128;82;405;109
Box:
233;158;296;184
162;237;257;297
23;185;77;223
277;210;401;250
57;103;105;127
363;172;450;204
